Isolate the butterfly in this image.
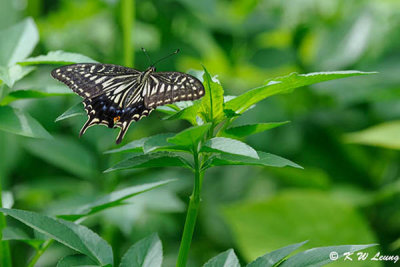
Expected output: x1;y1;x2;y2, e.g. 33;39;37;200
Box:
51;53;205;144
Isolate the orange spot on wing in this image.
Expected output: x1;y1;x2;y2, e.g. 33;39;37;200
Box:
113;116;121;123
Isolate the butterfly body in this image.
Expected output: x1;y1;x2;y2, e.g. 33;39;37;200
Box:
51;63;204;144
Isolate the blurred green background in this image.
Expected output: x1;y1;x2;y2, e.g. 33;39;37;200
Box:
1;0;400;266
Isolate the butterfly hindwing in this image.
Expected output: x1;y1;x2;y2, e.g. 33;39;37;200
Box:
142;72;205;109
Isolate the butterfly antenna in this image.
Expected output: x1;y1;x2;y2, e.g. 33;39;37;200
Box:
141;47;153;66
152;49;180;67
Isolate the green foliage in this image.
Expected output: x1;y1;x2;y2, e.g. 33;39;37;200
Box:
278;244;377;267
1;3;395;266
0;106;52;139
344;121;400;150
202;137;259;159
203;249;240;267
25;136;97;178
57;255;97;267
222;121;289;138
0;18;94;140
222;191;379;266
120;234;163;267
247;241;307;267
0;18;38;67
0;208;114;266
57;180;174;221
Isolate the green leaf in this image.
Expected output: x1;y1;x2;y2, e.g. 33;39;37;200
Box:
104;136;148;154
1;88;71;105
18;50;97;65
279;244;377;267
203;249;240;267
2;226;44;250
57;255;98;267
25;135;97;179
156;101;194;115
344;120;400;150
202;137;259;159
0;65;36;87
225;71;376;114
199;66;224;123
105;152;191;173
222;122;289;138
164;104;199;125
104;133;186;154
119;233;163;267
58;180;174;221
0;106;52;139
206;151;302;169
222;191;379;266
167;123;211;148
0;208;113;266
143;133;175;153
247;241;307;267
0;18;39;67
55;102;85;122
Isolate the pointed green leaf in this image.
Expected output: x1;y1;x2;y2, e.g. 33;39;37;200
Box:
57;255;98;267
202;137;259;159
199;67;224;123
206;151;301;169
168;123;211;147
25;135;96;179
225;71;376;114
0;208;113;266
247;241;307;267
223;122;289;138
0;106;52;139
58;180;174;221
18;50;97;65
279;244;377;267
105;152;191;172
344;120;400;150
55;102;85;122
0;65;35;87
120;233;163;267
203;249;240;267
0;18;39;67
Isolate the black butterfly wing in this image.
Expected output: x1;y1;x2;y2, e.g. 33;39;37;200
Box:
141;72;205;109
51;63;140;99
51;63;151;144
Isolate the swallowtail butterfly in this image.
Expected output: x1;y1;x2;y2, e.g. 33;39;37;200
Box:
51;51;205;144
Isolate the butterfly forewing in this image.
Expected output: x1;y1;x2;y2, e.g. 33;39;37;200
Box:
51;64;140;99
52;63;204;144
142;72;204;109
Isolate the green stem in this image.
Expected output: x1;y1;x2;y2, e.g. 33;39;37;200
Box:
176;149;204;267
0;173;12;267
121;0;134;67
27;239;53;267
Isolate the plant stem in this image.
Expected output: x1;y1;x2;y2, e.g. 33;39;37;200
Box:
121;0;134;67
176;149;204;267
0;173;12;267
27;239;53;267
